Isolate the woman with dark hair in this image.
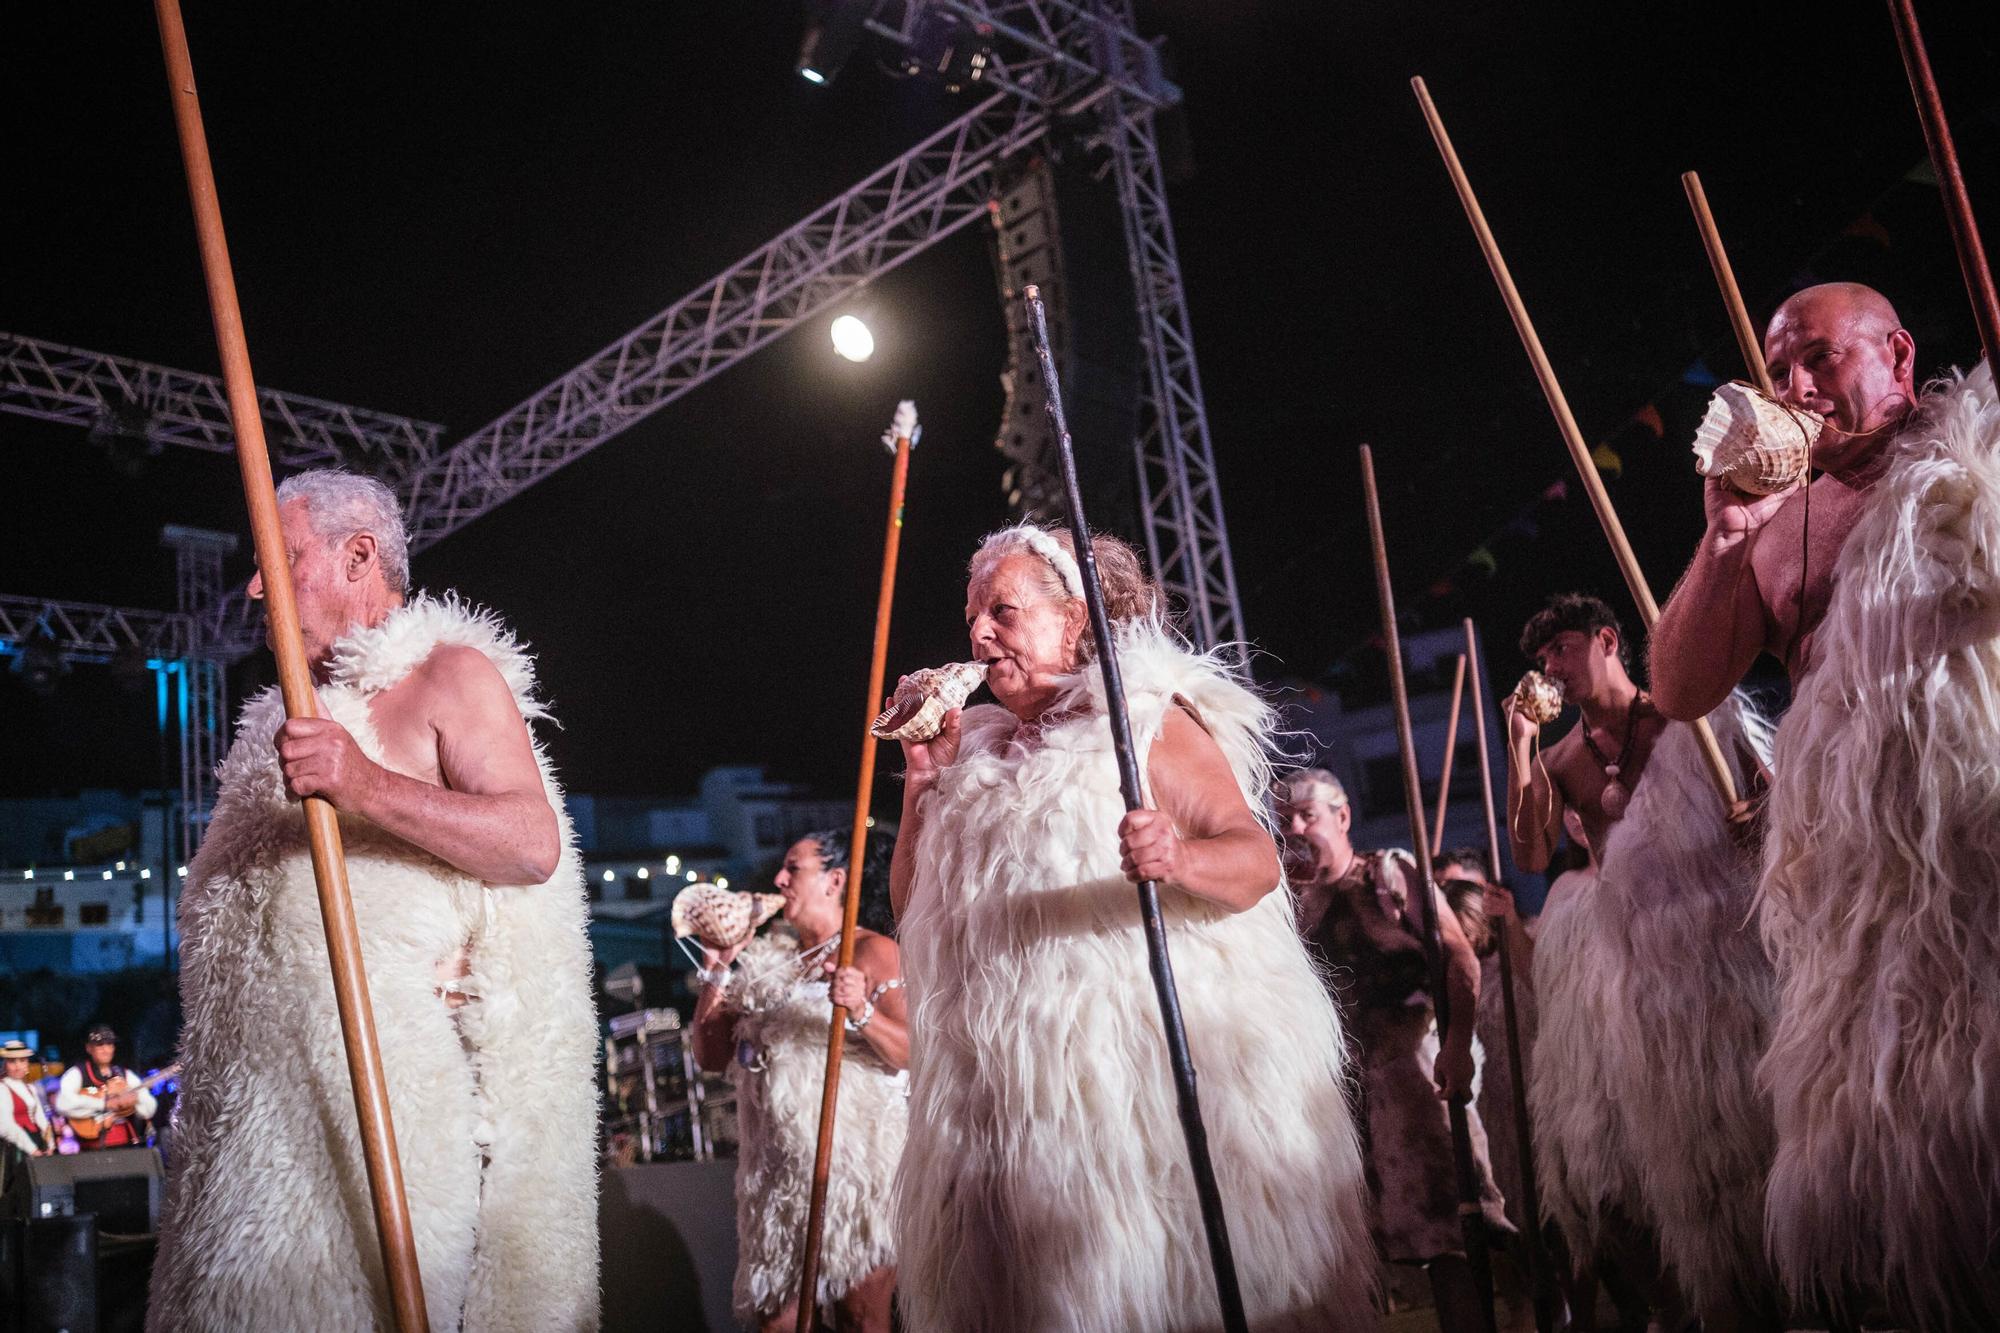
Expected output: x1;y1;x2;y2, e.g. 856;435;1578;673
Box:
887;522;1372;1332
690;827;906;1333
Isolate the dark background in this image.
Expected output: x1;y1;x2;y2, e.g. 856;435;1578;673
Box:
4;0;1996;803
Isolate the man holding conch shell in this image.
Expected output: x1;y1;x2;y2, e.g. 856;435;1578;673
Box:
1657;274;2000;1325
1651;282;1919;710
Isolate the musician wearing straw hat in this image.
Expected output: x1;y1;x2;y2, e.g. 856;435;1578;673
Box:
888;522;1373;1333
148;469;599;1333
689;829;906;1333
1276;769;1510;1330
1;1041;55;1169
1657;282;2000;1325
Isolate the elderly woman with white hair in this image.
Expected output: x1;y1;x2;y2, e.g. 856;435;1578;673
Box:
886;523;1373;1333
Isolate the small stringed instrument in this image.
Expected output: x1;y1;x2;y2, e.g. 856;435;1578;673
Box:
68;1064;180;1141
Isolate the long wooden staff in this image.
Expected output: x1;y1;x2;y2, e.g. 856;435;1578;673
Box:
1360;445;1500;1333
1026;285;1249;1333
1681;172;1775;394
1431;653;1468;857
1412;77;1740;810
795;403;918;1331
1464;617;1557;1333
1887;0;2000;366
152;4;427;1328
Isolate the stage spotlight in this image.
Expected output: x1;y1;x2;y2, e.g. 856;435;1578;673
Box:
831;314;876;362
797;1;869;87
906;11;993;93
716;877;730;890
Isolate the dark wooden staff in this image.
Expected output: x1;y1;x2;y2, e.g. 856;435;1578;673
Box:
1681;172;1776;394
1025;285;1249;1333
1360;446;1499;1333
1887;0;2000;367
1431;653;1468;857
1464;617;1557;1333
795;406;918;1331
151;2;428;1328
1412;76;1740;810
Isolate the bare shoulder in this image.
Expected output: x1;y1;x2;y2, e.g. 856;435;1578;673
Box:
408;645;519;717
852;929;901;973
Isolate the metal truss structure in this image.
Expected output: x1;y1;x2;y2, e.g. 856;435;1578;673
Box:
7;0;1246;855
0;330;444;484
0;594;199;663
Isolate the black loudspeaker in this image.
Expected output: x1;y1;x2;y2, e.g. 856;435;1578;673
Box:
10;1215;97;1333
988;139;1144;539
2;1151;162;1238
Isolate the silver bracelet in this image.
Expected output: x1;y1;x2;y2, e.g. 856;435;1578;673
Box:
846;997;876;1032
696;966;731;992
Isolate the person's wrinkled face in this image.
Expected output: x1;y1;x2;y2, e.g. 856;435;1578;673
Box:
1281;795;1351;866
245;499;356;664
965;553;1082;715
1765;298;1910;452
86;1041;115;1066
773;837;841;926
1534;627;1616;701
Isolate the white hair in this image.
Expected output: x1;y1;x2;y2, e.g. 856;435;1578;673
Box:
274;469;411;596
969;523;1084;601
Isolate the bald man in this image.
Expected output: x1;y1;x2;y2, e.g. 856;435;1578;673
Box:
1651;282;1917;716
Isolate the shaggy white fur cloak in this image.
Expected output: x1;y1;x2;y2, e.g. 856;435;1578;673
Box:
895;619;1373;1333
1759;361;2000;1329
726;932;906;1321
1530;701;1775;1318
149;595;600;1332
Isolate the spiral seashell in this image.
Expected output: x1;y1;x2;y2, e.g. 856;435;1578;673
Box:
670;884;786;950
1511;670;1565;725
871;661;989;742
1690;381;1822;496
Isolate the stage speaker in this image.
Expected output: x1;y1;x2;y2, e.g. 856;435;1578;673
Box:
1;1215;97;1333
988;138;1144;539
3;1150;162;1238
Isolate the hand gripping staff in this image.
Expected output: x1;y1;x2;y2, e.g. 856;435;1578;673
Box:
1023;285;1249;1333
152;1;427;1327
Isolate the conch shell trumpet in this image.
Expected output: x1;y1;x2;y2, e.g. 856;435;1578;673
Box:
671;883;785;951
1690;381;1822;496
1511;670;1565;725
871;661;988;742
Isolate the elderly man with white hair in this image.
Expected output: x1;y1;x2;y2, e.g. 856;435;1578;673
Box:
148;470;599;1333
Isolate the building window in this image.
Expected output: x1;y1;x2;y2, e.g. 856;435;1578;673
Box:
79;903;111;926
625;876;651;902
26;889;62;928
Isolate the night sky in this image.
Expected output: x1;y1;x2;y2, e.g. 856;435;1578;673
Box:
5;1;1996;806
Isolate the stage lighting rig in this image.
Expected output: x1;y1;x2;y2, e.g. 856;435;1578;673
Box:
898;10;993;93
9;628;69;697
797;0;876;86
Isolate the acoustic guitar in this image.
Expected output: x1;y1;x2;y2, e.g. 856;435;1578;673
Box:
68;1064;180;1141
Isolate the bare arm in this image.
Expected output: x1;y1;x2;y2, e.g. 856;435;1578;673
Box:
828;935;909;1071
689;943;742;1073
1503;701;1562;874
1397;858;1481;1101
276;647;561;885
1119;706;1283;914
1651;477;1787;721
890;705;962;921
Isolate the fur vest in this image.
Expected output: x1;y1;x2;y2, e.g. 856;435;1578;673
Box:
1759;361;2000;1329
895;620;1373;1333
726;932;906;1320
1531;701;1775;1317
148;595;600;1332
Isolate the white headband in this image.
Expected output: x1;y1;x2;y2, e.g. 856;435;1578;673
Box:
989;524;1084;600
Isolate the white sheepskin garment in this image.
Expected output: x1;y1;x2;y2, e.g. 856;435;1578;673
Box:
726;932;906;1322
148;595;601;1332
1759;361;2000;1329
895;619;1374;1333
1531;701;1776;1319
